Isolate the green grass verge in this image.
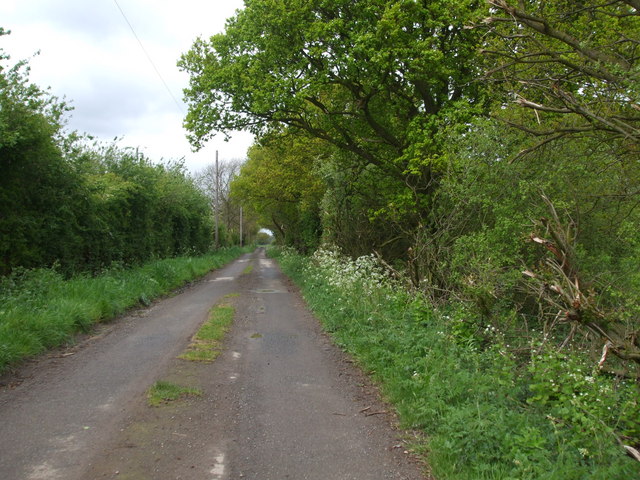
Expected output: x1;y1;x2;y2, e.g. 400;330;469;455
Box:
0;247;252;373
146;380;202;407
179;295;237;363
271;247;640;480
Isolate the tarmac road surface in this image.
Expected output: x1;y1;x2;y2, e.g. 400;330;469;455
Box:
0;249;427;480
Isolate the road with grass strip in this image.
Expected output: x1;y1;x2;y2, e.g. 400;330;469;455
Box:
0;249;426;480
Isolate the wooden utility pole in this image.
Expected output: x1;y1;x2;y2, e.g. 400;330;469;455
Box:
214;151;220;249
239;206;243;247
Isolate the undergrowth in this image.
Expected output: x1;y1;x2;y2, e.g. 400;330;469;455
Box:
271;246;640;480
0;247;250;373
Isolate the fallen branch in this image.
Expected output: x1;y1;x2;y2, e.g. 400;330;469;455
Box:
624;445;640;462
598;342;612;370
523;195;640;375
365;410;388;417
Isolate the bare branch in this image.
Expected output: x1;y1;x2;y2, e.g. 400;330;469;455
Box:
523;196;640;373
489;0;632;70
516;96;572;113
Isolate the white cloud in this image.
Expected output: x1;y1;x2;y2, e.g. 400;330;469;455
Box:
0;0;252;173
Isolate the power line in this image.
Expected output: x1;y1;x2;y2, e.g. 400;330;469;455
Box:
111;0;184;114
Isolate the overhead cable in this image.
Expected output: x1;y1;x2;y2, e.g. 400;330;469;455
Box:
111;0;184;114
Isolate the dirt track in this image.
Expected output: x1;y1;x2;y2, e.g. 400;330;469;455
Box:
0;249;427;480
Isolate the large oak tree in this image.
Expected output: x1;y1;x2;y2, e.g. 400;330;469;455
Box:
180;0;484;201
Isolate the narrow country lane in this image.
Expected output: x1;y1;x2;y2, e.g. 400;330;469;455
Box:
0;249;427;480
0;252;252;479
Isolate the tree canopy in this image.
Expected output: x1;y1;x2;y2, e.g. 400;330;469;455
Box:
482;0;639;158
180;0;484;170
181;0;640;398
230;130;325;252
180;0;490;257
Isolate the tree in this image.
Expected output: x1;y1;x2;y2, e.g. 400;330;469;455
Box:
482;0;640;158
180;0;484;164
179;0;486;266
195;158;244;247
230;130;325;251
255;230;274;245
475;2;640;368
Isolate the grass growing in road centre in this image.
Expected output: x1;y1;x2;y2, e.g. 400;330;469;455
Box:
179;294;237;363
0;247;250;374
242;263;254;275
147;380;202;407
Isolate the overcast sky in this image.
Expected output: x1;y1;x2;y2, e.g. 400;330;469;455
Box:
0;0;253;173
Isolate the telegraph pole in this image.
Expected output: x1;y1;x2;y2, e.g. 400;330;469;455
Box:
239;206;243;247
214;151;220;249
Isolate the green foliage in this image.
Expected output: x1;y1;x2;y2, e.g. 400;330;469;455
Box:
0;42;82;274
180;0;483;154
274;247;640;479
319;155;413;259
181;0;487;262
527;347;640;451
179;1;640;374
483;0;640;153
231;130;325;252
67;143;214;270
424;116;640;372
0;36;214;275
255;231;274;246
225;3;640;475
0;247;248;373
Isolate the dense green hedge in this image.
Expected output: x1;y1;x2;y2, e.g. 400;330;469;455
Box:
0;138;214;275
0;40;213;275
